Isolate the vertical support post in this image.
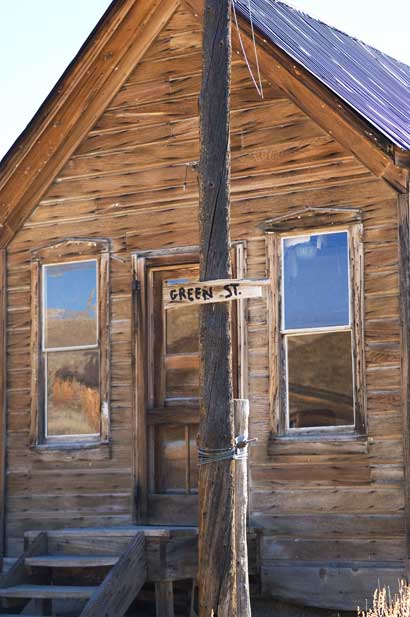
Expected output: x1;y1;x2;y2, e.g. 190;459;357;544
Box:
132;261;148;523
155;581;175;617
398;192;410;577
198;0;236;615
233;399;251;616
0;249;6;566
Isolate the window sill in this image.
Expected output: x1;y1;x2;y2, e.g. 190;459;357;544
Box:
31;440;111;462
268;432;368;456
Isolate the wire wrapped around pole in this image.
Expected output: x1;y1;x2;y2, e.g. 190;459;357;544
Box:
198;435;257;465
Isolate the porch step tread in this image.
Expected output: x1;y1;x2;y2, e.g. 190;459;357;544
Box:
26;554;118;568
25;525;199;542
0;584;98;599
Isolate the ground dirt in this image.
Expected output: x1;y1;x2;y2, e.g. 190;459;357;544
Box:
251;598;356;617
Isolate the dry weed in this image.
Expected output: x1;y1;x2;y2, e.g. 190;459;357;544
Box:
358;581;410;617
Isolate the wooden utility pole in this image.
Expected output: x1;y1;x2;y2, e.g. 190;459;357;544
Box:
198;0;236;615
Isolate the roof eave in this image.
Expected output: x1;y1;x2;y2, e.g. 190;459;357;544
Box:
234;10;407;192
394;147;410;170
0;0;180;248
185;0;407;191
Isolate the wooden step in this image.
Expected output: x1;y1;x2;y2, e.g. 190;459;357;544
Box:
26;554;118;568
0;584;98;599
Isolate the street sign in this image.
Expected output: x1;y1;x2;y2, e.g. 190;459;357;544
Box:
164;278;269;309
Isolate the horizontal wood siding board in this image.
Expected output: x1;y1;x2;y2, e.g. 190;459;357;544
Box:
251;488;404;515
260;537;406;561
261;563;405;611
249;514;405;538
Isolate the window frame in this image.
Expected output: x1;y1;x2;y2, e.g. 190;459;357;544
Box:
30;238;111;448
267;219;366;438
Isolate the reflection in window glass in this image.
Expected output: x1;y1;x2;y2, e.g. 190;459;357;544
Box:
283;231;349;330
287;331;354;429
42;259;100;438
44;260;97;349
46;350;100;436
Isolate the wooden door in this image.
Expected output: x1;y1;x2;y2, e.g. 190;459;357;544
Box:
136;248;244;525
146;260;200;524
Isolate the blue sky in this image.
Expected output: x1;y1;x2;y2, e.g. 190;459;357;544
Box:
0;0;409;160
45;262;97;314
283;231;349;330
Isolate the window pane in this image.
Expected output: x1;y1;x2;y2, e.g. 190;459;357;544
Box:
286;331;354;429
156;425;186;493
283;232;349;329
46;350;100;436
44;261;97;349
166;305;199;354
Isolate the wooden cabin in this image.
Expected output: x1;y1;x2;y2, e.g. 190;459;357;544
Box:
1;0;410;613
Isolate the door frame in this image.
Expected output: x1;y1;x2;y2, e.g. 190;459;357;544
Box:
131;243;247;523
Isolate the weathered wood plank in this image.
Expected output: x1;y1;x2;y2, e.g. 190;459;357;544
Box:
25;555;119;568
398;192;410;576
234;400;251;616
250;514;405;538
260;536;406;561
164;278;267;307
198;1;236;615
261;563;404;611
252;464;371;487
0;532;48;589
0;585;97;599
0;250;6;564
28;260;39;446
155;581;175;617
252;487;404;514
80;532;146;617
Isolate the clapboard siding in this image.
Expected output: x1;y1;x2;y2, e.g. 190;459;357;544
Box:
3;2;405;611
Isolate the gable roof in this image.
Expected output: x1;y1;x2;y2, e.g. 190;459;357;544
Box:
235;0;410;150
0;0;408;248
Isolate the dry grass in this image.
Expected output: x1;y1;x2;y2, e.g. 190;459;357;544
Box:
358;581;410;617
47;347;100;436
46;314;96;348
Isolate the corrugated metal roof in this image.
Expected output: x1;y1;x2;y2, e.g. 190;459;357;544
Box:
235;0;410;150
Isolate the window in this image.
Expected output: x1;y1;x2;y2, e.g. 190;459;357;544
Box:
30;239;110;446
267;213;365;437
43;260;99;437
282;231;354;430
